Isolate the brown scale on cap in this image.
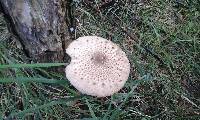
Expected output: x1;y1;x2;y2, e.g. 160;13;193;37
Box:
65;36;130;97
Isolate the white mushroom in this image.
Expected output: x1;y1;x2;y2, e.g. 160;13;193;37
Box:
65;36;130;97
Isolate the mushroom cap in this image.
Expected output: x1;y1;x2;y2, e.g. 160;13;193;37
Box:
65;36;130;97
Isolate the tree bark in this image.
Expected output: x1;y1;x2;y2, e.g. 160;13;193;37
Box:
0;0;71;62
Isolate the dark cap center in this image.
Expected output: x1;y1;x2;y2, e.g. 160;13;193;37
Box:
91;52;107;64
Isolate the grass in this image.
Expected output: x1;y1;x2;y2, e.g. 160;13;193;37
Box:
0;0;200;119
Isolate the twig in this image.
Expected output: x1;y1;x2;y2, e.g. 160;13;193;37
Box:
81;2;165;65
120;27;164;64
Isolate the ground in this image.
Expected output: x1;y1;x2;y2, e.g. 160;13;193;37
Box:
0;0;200;119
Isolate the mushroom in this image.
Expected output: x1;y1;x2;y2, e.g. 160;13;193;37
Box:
65;36;130;97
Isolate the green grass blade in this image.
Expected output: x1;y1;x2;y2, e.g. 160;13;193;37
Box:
7;96;84;119
85;98;97;120
110;85;138;119
0;63;66;69
0;77;67;84
103;96;113;119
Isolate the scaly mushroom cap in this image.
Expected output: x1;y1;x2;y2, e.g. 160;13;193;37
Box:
65;36;130;97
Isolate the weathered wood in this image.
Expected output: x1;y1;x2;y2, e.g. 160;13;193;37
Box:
0;0;70;62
